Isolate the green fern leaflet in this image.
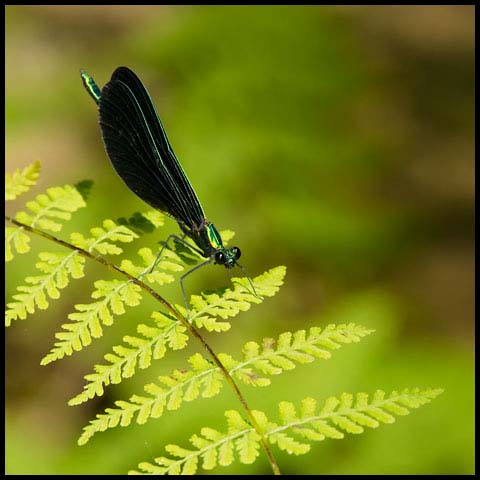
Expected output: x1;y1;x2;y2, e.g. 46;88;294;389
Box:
131;388;443;475
78;323;374;445
5;160;41;201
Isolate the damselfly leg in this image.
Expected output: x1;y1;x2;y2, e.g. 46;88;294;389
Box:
149;233;204;274
236;261;263;301
180;258;213;317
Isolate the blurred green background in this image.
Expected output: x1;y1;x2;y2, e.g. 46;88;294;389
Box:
5;5;474;475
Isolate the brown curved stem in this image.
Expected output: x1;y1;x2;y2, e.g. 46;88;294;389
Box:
5;215;281;475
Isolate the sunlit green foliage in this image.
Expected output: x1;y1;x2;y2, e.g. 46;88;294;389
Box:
130;388;443;475
5;162;86;263
5;251;85;326
77;323;373;444
5;160;40;201
15;184;86;232
5;154;445;473
69;267;285;407
6;219;140;328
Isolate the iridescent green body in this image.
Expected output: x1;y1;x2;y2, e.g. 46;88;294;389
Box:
206;223;223;251
80;70;101;104
203;223;239;267
176;220;239;267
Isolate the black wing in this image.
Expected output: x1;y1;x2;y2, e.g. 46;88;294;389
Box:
98;66;206;229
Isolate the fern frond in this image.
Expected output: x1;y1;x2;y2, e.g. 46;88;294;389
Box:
41;278;142;365
232;323;373;385
268;388;443;451
77;323;372;445
41;246;185;365
130;388;443;475
6;184;86;262
5;226;31;262
69;311;189;406
15;184;86;232
5;252;85;326
71;267;285;411
142;210;165;229
5;160;41;200
77;353;220;445
71;219;138;255
186;266;286;332
6;219;139;328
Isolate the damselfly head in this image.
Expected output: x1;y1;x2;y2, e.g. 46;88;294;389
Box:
214;246;241;269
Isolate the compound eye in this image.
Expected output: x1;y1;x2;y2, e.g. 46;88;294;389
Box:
232;247;241;260
215;251;226;264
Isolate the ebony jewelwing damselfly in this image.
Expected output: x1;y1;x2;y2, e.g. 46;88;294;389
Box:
80;66;258;313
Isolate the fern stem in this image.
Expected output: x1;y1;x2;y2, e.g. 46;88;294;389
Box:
5;215;282;475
